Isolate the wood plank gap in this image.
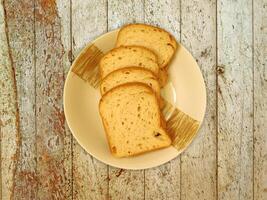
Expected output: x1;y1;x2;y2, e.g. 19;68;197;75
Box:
143;2;146;200
179;1;182;200
252;1;255;199
144;168;145;200
253;0;267;199
0;83;1;200
106;0;109;35
215;0;219;199
70;0;73;199
33;0;38;197
106;2;109;199
107;162;109;200
0;116;1;199
1;2;4;198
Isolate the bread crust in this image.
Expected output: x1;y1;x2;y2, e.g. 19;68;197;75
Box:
114;141;171;158
99;82;171;157
100;67;164;109
100;65;159;85
100;66;159;93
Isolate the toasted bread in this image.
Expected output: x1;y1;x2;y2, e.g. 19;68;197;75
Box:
99;83;171;157
99;46;159;79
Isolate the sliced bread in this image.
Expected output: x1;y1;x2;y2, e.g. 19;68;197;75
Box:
99;46;159;79
116;24;177;69
100;67;160;97
99;83;171;157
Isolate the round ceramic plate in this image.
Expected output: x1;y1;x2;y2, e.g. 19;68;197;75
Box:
64;29;206;170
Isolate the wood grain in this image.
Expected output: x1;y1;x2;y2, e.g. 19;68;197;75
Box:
144;0;180;38
1;1;266;199
144;1;181;199
253;0;267;199
72;1;108;199
108;0;144;31
108;1;145;199
57;0;73;198
180;0;217;199
1;0;37;199
0;2;20;199
35;0;72;198
217;0;254;199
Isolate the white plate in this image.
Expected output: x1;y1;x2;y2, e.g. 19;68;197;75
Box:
64;29;206;169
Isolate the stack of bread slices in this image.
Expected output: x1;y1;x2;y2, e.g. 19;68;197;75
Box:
99;24;177;157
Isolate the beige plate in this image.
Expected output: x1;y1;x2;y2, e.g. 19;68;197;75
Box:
64;29;206;170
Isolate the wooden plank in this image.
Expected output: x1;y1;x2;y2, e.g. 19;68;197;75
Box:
107;1;145;199
108;0;144;30
35;0;72;198
72;1;108;199
1;0;37;199
144;1;181;199
56;0;73;198
144;0;180;38
0;2;20;199
217;0;253;199
253;0;267;199
180;0;217;199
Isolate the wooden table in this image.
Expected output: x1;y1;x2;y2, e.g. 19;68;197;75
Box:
0;0;266;199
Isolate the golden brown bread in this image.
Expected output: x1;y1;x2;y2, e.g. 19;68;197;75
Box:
100;67;161;101
116;24;177;69
99;46;159;79
99;83;171;157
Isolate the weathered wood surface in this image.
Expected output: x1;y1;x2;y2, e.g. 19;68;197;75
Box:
217;0;254;199
1;0;36;199
72;1;109;200
57;0;73;199
35;0;72;198
0;2;21;199
254;0;267;199
0;0;266;199
180;0;217;199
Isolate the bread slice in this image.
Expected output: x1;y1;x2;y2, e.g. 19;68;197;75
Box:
99;46;159;79
100;67;160;97
116;24;177;69
99;83;171;157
